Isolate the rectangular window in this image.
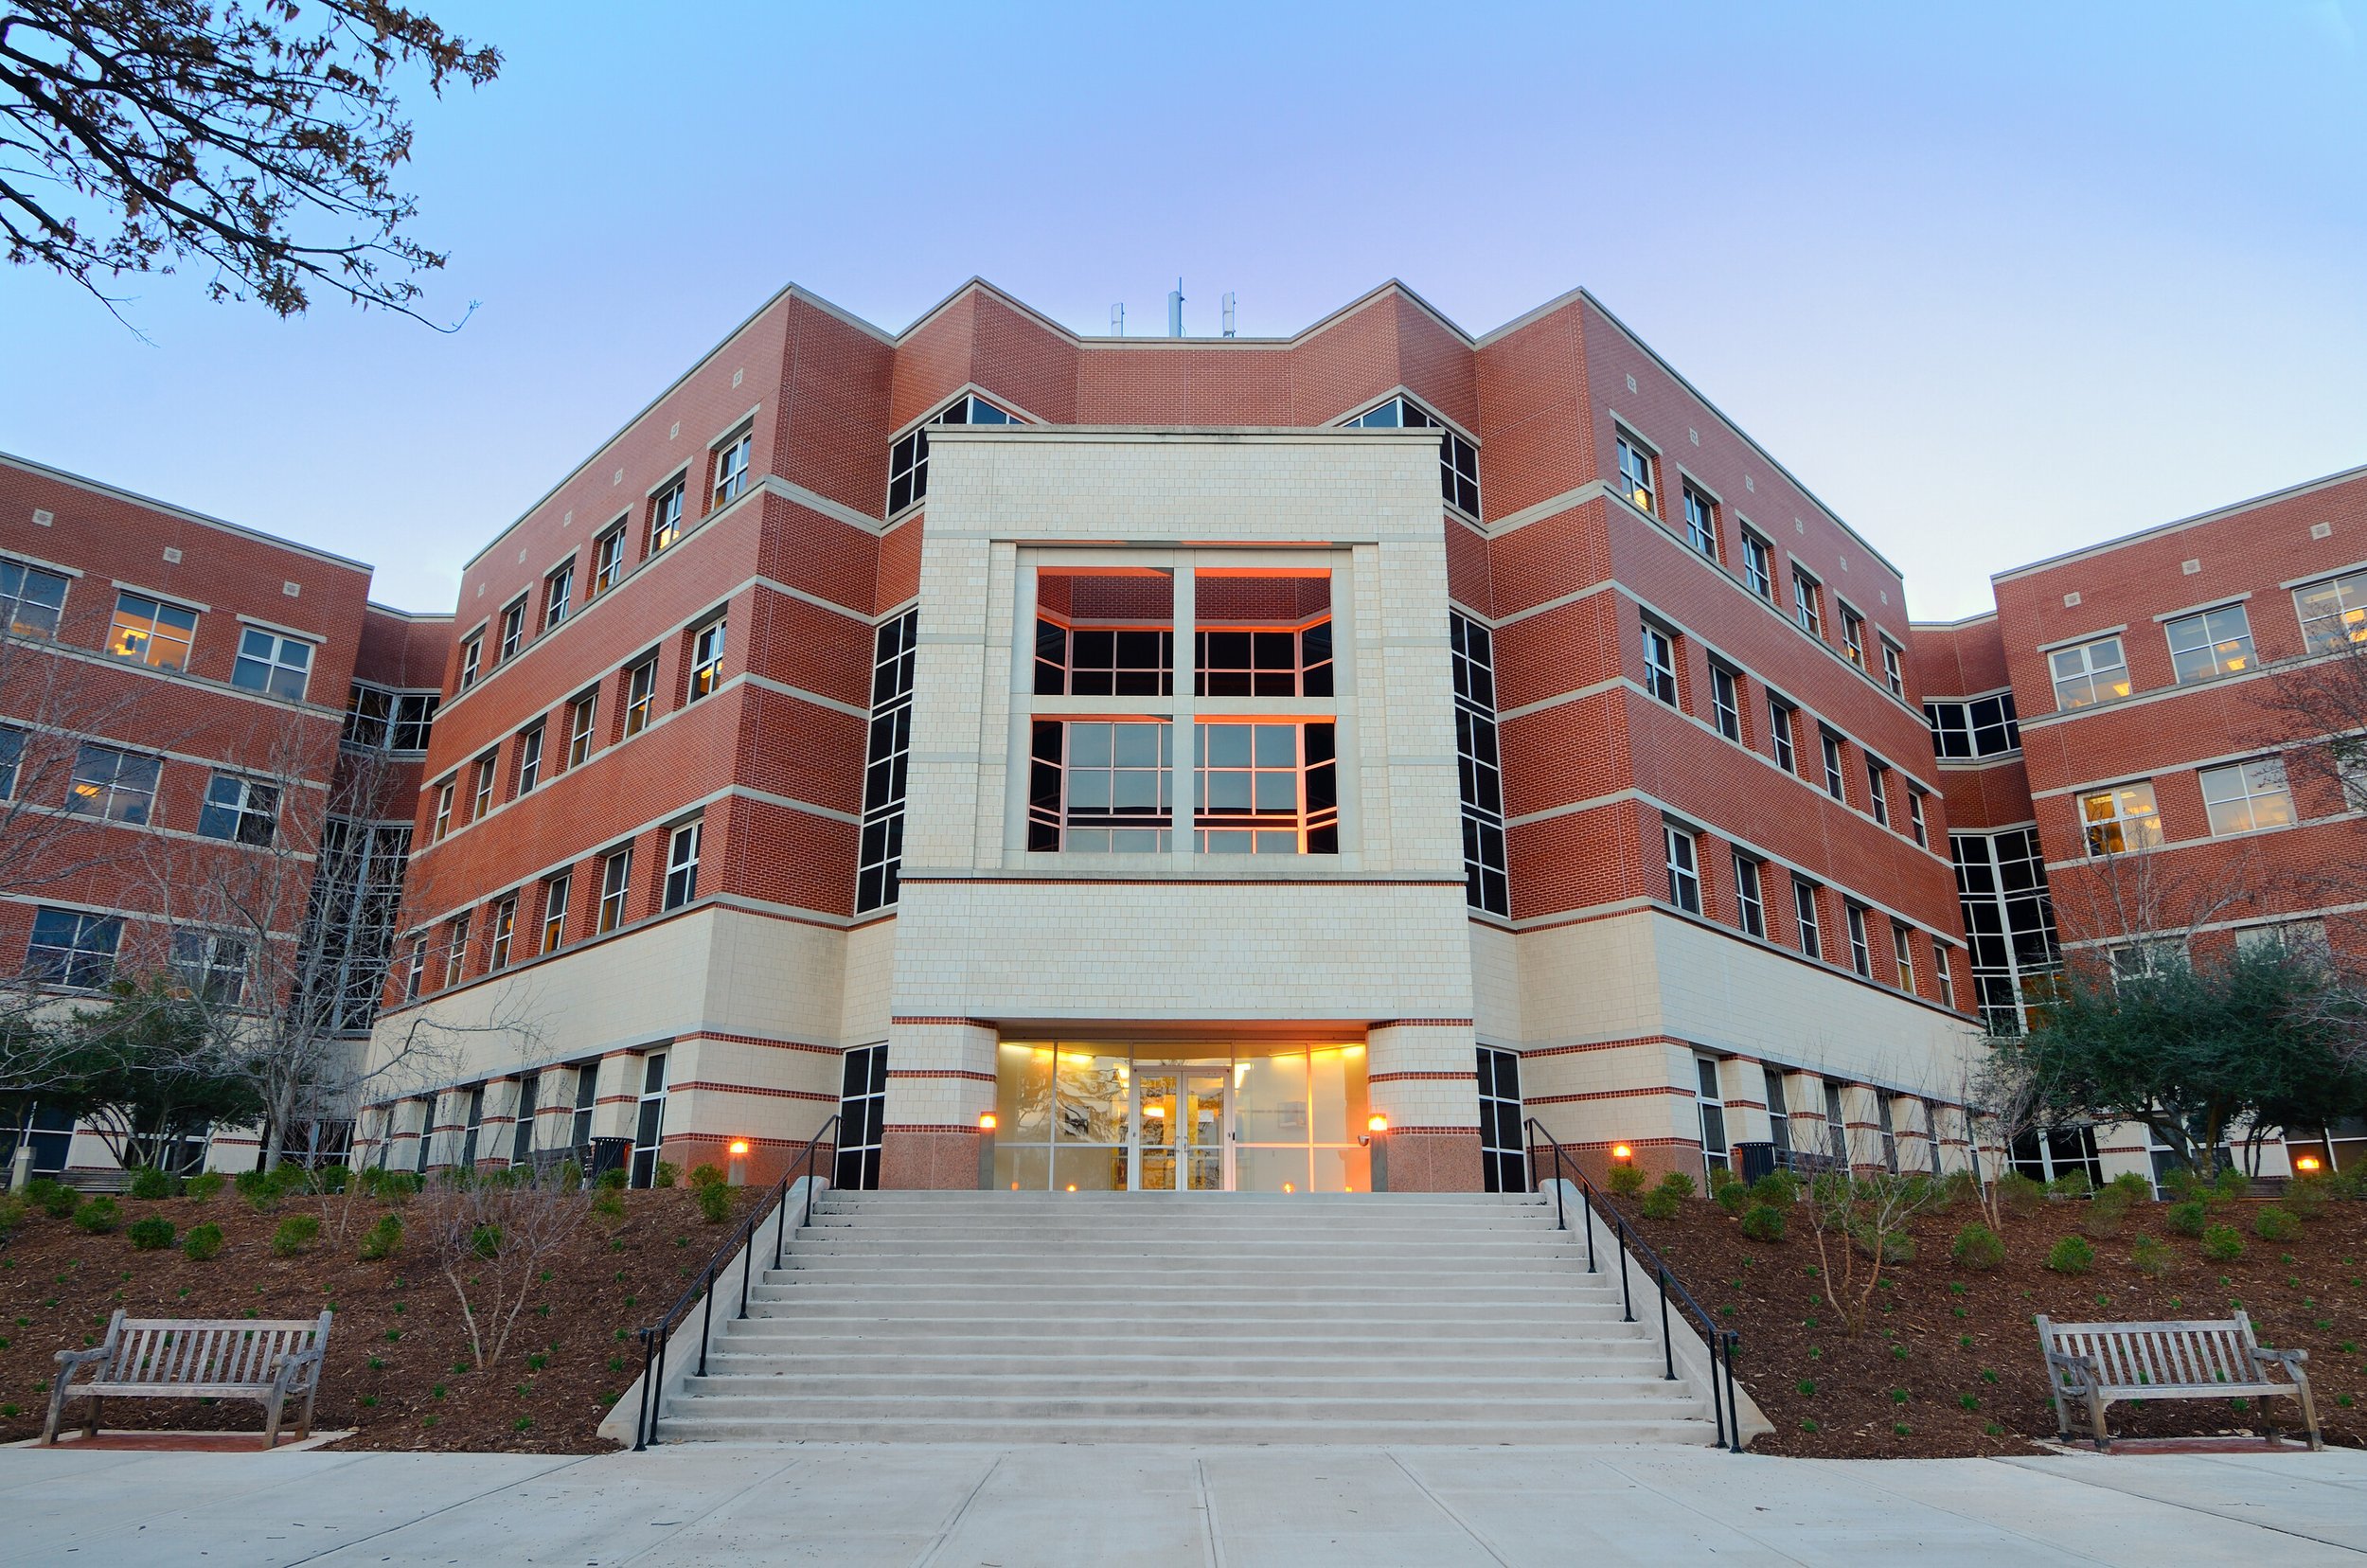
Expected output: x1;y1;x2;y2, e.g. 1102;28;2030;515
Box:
688;618;725;701
1768;694;1797;773
1450;614;1509;917
25;907;121;989
197;773;278;845
1892;921;1916;992
541;873;569;953
293;817;411;1033
1907;788;1929;846
509;1076;538;1167
458;635;481;691
432;778;454;842
593;525;626;597
1710;664;1741;740
647;477;685;556
403;935;425;1001
1476;1046;1525;1194
108;591;198;671
1877;1096;1899;1174
1824;1080;1849;1165
623;655;657;737
1615;429;1656;513
516;724;543;793
1641;622;1679;705
2198;757;2295;836
0;724;22;798
543;563;573;629
2164;604;2255;684
663;820;701;910
1194;722;1338;854
598;847;632;933
1881;640;1905;698
570;1063;597;1153
0;558;69;637
1765;1068;1792;1156
1696;1057;1729;1177
1933;942;1956;1008
2295;568;2367;653
1682;483;1718;560
1924;692;2020;758
1841;606;1866;668
1951;827;2061;1036
1345;397;1479;516
1664;824;1701;914
489;896;517;971
471;753;496;821
630;1052;668;1188
834;1042;888;1190
1741;530;1773;600
1794;877;1824;956
231;627;312;700
498;597;526;662
2049;635;2129;710
567;691;597;767
2080;782;2162;854
888;394;1014;515
1027;720;1174;853
443;913;470;988
67;742;161;824
1867;758;1890;827
1845;903;1872;977
1792;569;1822;637
856;609;917;912
1193;622;1331;698
1821;731;1845;800
459;1086;484;1168
1734;852;1765;937
344;684;438;753
711;428;752;509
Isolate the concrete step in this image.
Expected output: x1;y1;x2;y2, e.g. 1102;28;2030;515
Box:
677;1370;1686;1400
651;1415;1716;1445
697;1348;1669;1378
709;1327;1661;1355
738;1295;1639;1323
662;1389;1705;1421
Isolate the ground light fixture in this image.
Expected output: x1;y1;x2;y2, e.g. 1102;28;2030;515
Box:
726;1137;751;1185
2295;1154;2323;1172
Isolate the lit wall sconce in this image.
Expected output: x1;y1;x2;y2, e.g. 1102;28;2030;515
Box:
977;1112;997;1191
1360;1113;1390;1192
2294;1154;2323;1173
726;1137;750;1186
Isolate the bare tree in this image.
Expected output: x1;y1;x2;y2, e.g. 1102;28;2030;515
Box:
2256;629;2367;1068
1802;1166;1951;1337
418;1167;589;1371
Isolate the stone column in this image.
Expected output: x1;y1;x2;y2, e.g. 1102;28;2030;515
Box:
1366;1021;1483;1191
879;1019;997;1188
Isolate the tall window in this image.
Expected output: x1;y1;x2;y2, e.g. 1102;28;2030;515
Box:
431;778;454;842
1450;614;1508;917
168;935;246;1009
1476;1046;1525;1194
1195;722;1337;854
647;476;685;556
1892;921;1916;992
2165;604;2254;684
2295;568;2367;652
1951;828;2060;1035
1793;879;1823;960
541;873;570;953
597;847;632;933
443;913;470;988
1695;1057;1729;1178
2080;782;2162;854
0;558;68;637
1345;396;1480;517
1764;1068;1792;1158
497;597;525;661
1845;903;1872;977
1866;758;1891;827
471;752;496;821
0;725;22;798
68;742;160;824
1741;531;1773;600
294;819;411;1032
1681;483;1718;560
25;908;120;989
856;609;917;911
232;628;312;699
1641;622;1679;705
1615;429;1656;513
630;1052;668;1188
1710;664;1740;740
543;563;573;629
711;427;752;509
1876;1096;1899;1174
1933;943;1956;1009
1907;789;1929;846
344;684;438;752
404;936;425;1002
1664;824;1701;914
2198;757;2294;835
688;618;726;701
1769;693;1797;772
567;691;597;767
1791;569;1822;638
108;591;198;670
516;724;543;793
622;655;657;737
1925;692;2020;758
1841;606;1866;668
459;1086;484;1167
663;820;702;909
1028;721;1173;852
593;525;626;597
458;634;480;690
834;1042;888;1189
888;394;1016;514
197;773;277;845
2049;635;2129;710
1820;732;1845;799
1824;1081;1849;1165
570;1064;598;1153
489;896;517;971
1880;640;1905;698
509;1076;539;1166
1734;852;1765;937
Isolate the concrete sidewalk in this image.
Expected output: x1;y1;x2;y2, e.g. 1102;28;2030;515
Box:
0;1441;2359;1565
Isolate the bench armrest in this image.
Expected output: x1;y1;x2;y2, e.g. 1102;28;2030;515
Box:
2043;1349;2098;1394
50;1345;108;1377
275;1342;329;1393
2255;1345;2308;1375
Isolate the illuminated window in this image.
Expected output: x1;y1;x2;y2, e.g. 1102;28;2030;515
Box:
592;524;626;597
711;427;752;509
2198;757;2294;836
2295;568;2367;652
688;618;725;701
108;591;197;671
541;873;570;953
2165;604;2254;684
0;558;67;638
2080;782;2162;854
1615;429;1656;514
622;655;657;737
488;896;517;971
67;742;160;824
647;477;685;557
2049;636;2129;710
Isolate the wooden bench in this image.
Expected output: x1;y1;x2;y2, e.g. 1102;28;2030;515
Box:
2037;1310;2321;1451
44;1310;334;1448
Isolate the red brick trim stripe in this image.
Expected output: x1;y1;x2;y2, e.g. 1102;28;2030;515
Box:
891;1016;996;1027
667;1081;836;1103
907;877;1464;888
886;1068;996;1082
1527;1085;1694;1105
1384;1125;1483;1136
1369;1071;1477;1083
683;1030;840;1057
1371;1018;1475;1028
1525;1036;1673;1058
881;1123;984;1133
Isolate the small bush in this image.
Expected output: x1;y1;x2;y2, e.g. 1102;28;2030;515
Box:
470;1223;502;1259
309;1166;350;1195
1749;1171;1798;1207
127;1167;176;1200
2285;1173;2338;1221
0;1192;25;1243
1640;1178;1689;1221
2108;1171;2154;1203
234;1167;284;1210
653;1161;679;1189
1935;1169;1980;1210
183;1222;224;1260
127;1216;175;1250
2081;1186;2133;1240
1951;1223;2006;1271
2165;1199;2208;1238
73;1196;120;1234
2045;1235;2095;1274
31;1178;78;1219
1714;1179;1749;1217
592;1189;626;1221
696;1182;732;1224
2200;1223;2246;1263
2212;1166;2251;1203
2130;1233;2175;1278
1656;1170;1698;1201
372;1170;422;1202
555;1159;584;1191
1995;1171;2045;1216
595;1167;628;1191
358;1213;403;1261
183;1171;225;1203
270;1214;321;1256
2252;1204;2300;1243
1607;1164;1647;1198
1739;1203;1787;1242
688;1163;726;1190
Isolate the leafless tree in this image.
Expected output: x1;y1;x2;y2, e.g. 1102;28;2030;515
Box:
418;1166;590;1372
2254;630;2367;1067
1803;1167;1950;1337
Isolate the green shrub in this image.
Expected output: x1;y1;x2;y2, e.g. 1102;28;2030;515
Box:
1656;1170;1697;1201
2130;1233;2175;1278
270;1214;320;1256
1749;1171;1798;1207
592;1189;626;1221
1936;1169;1980;1210
688;1163;726;1189
307;1166;350;1194
0;1192;25;1242
653;1161;679;1189
371;1170;422;1202
1714;1178;1749;1217
2081;1186;2133;1240
358;1213;403;1261
31;1179;78;1219
2047;1169;2093;1201
2045;1235;2095;1274
2252;1204;2300;1243
2285;1173;2338;1221
595;1167;628;1191
73;1196;120;1234
1640;1182;1685;1221
127;1216;175;1250
2200;1223;2246;1263
183;1222;224;1261
556;1159;584;1191
2108;1171;2153;1203
183;1171;224;1202
696;1182;732;1224
1995;1171;2045;1216
2213;1166;2251;1203
126;1167;176;1200
2164;1199;2208;1238
234;1167;283;1210
1607;1164;1647;1198
1739;1203;1787;1242
1951;1223;2005;1271
471;1222;503;1259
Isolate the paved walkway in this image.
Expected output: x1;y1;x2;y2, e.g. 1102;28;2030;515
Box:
1;1442;2360;1565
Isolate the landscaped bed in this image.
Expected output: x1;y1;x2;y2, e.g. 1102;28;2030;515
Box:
0;1176;762;1453
1610;1178;2367;1458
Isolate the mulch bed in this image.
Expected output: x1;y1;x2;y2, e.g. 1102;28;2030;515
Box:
0;1185;762;1453
1614;1191;2366;1458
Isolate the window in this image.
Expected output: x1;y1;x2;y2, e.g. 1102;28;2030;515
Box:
1345;396;1479;517
458;1086;484;1167
108;591;197;670
1615;429;1656;513
1734;853;1765;937
197;773;277;845
663;820;701;910
67;742;160;824
1933;943;1957;1007
443;914;470;988
2081;782;2162;854
1450;614;1509;917
1924;692;2020;758
1710;665;1741;741
1194;722;1338;854
1881;641;1905;698
1740;531;1773;600
1681;483;1718;560
1664;824;1701;914
516;724;543;793
856;609;917;911
593;525;626;597
622;655;657;738
1892;921;1916;992
834;1042;887;1190
1696;1058;1730;1178
541;873;570;953
458;635;481;691
231;628;312;699
489;896;517;971
432;779;454;842
1791;569;1822;637
1769;694;1797;773
471;752;496;821
1039;621;1174;697
344;684;437;753
1952;828;2061;1035
597;847;632;933
647;477;685;556
1841;606;1866;668
2049;635;2129;710
2234;918;2329;961
291;818;410;1032
566;692;597;768
1867;758;1890;827
1876;1096;1899;1174
403;935;425;1001
888;394;1016;514
2295;568;2367;652
2111;940;2182;984
1845;902;1872;977
1820;731;1845;800
413;1097;434;1173
0;725;21;798
2198;757;2295;836
2010;1125;2102;1188
1793;879;1823;959
509;1076;539;1167
1641;622;1678;705
497;597;526;661
2165;604;2255;685
1824;1081;1850;1165
1027;720;1174;853
1765;1069;1792;1156
688;618;725;701
27;908;121;988
570;1064;598;1154
1907;788;1929;846
0;558;68;637
1476;1046;1525;1194
711;427;752;509
630;1052;668;1188
543;563;573;630
1193;622;1331;697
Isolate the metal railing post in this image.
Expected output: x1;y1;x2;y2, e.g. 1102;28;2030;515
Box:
649;1328;668;1446
632;1328;654;1452
697;1267;715;1378
1581;1185;1596;1274
1658;1266;1675;1381
1723;1333;1743;1453
739;1217;755;1319
1707;1332;1728;1449
1616;1217;1634;1322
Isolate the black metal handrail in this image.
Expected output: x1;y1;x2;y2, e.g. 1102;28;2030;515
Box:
1523;1117;1743;1453
631;1114;841;1451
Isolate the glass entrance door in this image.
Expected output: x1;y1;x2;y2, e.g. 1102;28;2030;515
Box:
1134;1066;1229;1190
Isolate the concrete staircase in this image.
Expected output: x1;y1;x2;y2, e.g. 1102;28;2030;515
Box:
656;1190;1721;1444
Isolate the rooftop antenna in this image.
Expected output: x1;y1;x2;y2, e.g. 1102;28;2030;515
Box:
1111;303;1125;337
1221;292;1237;339
1167;277;1184;339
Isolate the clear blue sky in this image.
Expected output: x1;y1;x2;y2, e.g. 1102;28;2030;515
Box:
2;2;2360;618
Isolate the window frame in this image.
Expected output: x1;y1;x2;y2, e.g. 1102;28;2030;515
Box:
2049;635;2130;711
663;819;702;911
541;872;570;954
1740;529;1774;600
597;847;632;933
687;617;726;702
1891;920;1917;992
230;626;313;701
458;634;481;691
622;654;658;738
488;895;517;971
1614;428;1657;515
107;590;199;672
432;778;455;842
470;751;496;822
1840;604;1867;669
1734;851;1766;938
1792;878;1823;960
1641;621;1679;706
1845;902;1873;978
66;741;162;825
647;474;686;557
2294;568;2367;654
196;771;279;846
2080;781;2163;856
497;597;527;662
543;562;573;630
0;557;69;638
25;907;122;989
1820;730;1846;800
1791;568;1822;638
1709;663;1741;741
2198;757;2295;837
1681;481;1719;561
1768;693;1797;773
711;426;753;511
2163;603;2256;686
566;691;597;768
1664;823;1702;915
516;723;544;794
592;524;627;597
1907;787;1929;846
1866;757;1891;828
1880;638;1905;698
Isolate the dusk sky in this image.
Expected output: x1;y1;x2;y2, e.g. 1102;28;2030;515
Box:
3;2;2360;618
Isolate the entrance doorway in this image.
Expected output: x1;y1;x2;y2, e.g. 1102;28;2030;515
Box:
1135;1065;1229;1191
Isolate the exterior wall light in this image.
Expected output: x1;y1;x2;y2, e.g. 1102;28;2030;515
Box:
1367;1114;1389;1133
726;1137;750;1186
978;1113;997;1131
2294;1154;2323;1172
1611;1143;1634;1163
